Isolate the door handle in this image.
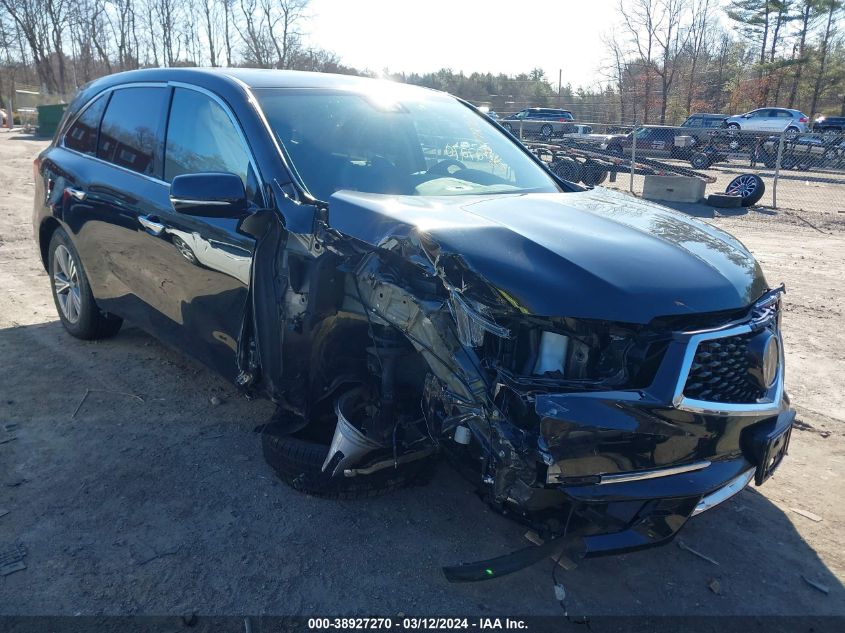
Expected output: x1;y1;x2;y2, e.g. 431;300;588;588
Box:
65;187;86;201
138;214;166;236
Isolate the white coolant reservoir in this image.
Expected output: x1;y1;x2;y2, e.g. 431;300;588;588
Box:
533;331;569;376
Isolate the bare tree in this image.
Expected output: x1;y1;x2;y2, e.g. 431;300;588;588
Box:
619;0;658;122
684;0;711;114
809;0;843;116
653;0;690;123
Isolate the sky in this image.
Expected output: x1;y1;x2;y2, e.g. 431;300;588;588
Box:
305;0;619;90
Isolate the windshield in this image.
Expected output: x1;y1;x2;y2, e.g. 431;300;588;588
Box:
255;88;561;201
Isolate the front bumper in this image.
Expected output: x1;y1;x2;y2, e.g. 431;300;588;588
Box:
551;407;795;557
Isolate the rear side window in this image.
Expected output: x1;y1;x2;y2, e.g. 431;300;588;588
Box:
164;88;251;189
97;87;168;177
64;93;109;155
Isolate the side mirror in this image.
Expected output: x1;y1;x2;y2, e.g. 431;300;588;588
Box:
169;172;248;218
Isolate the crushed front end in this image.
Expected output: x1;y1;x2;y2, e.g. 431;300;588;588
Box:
432;282;791;551
268;190;795;579
337;244;792;567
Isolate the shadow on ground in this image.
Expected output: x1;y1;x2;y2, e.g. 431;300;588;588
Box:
0;320;842;617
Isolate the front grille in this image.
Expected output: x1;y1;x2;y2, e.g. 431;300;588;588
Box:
683;332;767;404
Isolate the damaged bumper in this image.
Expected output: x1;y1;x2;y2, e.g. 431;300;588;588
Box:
437;289;794;563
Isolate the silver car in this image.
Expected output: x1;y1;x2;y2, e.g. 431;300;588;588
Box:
725;108;810;134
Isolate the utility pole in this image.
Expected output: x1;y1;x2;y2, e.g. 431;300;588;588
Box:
558;69;562;107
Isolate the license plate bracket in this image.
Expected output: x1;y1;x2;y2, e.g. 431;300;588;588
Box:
741;409;795;486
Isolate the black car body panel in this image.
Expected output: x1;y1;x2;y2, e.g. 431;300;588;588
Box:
33;68;794;577
328;188;767;323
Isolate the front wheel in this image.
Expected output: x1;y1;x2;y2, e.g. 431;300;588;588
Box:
48;228;122;340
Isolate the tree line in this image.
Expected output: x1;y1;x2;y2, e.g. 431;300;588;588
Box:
1;0;843;125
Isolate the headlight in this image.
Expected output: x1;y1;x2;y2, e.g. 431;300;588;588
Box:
448;289;510;348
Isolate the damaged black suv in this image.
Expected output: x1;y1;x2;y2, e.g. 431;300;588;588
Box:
34;69;794;581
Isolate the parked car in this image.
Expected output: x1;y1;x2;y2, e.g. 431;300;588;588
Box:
499;107;575;139
602;125;699;159
680;113;728;129
34;68;794;579
724;108;810;133
813;115;845;135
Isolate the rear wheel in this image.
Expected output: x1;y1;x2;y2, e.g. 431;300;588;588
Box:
48;228;122;340
502;122;513;134
785;126;800;137
690;152;713;170
540;124;553;140
726;123;741;130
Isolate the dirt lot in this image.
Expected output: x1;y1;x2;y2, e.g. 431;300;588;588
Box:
1;130;843;618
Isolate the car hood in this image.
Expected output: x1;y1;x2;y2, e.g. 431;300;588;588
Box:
328;187;768;324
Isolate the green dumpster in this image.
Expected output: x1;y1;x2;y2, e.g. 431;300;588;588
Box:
37;103;68;138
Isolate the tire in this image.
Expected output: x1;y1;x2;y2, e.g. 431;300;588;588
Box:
785;126;799;137
48;228;123;340
262;429;434;500
580;161;608;186
551;157;580;182
502;122;513;133
607;144;624;157
690;152;713;170
540;124;553;139
726;123;741;130
707;193;743;208
725;174;765;207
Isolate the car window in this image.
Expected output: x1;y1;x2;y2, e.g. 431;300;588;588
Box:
164;88;252;193
64;93;109;155
774;110;792;118
256;88;561;201
97;87;167;177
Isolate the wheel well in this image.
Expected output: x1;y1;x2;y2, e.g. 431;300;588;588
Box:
38;217;61;270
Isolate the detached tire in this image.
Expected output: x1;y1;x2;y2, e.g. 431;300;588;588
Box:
725;174;765;207
262;430;432;500
707;193;743;208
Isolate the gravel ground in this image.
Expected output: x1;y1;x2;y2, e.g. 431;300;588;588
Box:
1;130;843;618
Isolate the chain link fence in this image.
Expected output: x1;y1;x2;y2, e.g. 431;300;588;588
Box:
505;114;845;212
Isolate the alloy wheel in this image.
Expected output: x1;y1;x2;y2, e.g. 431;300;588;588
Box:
53;244;82;323
726;174;759;197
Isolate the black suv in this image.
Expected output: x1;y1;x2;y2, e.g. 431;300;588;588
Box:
34;69;794;580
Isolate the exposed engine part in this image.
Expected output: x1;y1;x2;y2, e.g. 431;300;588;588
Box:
322;388;385;476
533;331;570;376
453;425;471;445
343;446;436;477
